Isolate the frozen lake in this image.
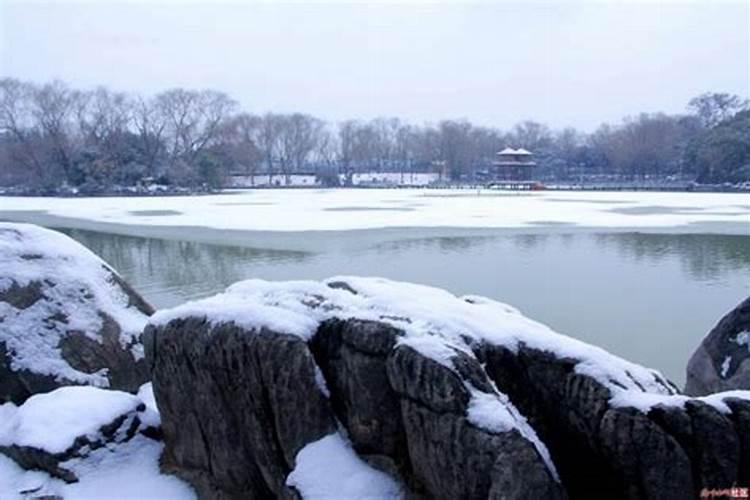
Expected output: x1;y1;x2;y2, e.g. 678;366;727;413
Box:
1;189;748;386
0;188;748;233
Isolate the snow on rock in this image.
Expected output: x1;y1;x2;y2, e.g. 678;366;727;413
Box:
151;275;687;411
149;277;750;498
0;386;141;454
609;388;750;414
151;277;568;480
147;279;565;499
286;432;403;499
136;382;161;428
0;223;153;403
466;388;559;482
0;386;157;483
0;436;195;500
0;454;66;500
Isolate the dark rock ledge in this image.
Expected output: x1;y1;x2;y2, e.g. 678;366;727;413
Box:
686;296;750;396
144;277;750;500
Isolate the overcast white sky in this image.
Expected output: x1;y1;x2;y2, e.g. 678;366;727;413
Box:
0;0;748;130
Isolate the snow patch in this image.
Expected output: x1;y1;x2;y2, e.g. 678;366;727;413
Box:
467;389;559;481
286;432;403;499
136;382;161;427
313;365;331;398
610;389;750;414
721;356;732;378
735;330;750;352
0;436;195;500
0;386;141;454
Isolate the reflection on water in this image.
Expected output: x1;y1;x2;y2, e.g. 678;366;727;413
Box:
59;227;750;386
593;233;750;282
61;229;311;305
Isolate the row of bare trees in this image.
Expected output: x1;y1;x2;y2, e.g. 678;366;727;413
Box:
1;78;747;191
0;79;242;189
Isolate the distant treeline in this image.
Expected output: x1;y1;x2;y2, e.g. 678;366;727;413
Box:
0;77;748;192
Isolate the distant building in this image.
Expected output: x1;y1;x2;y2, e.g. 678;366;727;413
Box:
492;148;536;182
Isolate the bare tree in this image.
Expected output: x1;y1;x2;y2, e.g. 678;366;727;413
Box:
156;88;237;175
371;117;400;169
224;113;263;183
438;120;475;180
30;80;79;182
510;120;552;151
688;93;749;128
0;78;45;184
277;113;324;184
132;95;168;177
412;125;442;178
75;87;131;147
259;113;283;184
337;120;358;184
315;125;338;168
395;123;414;182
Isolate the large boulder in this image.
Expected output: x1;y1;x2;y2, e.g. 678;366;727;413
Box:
0;223;153;403
147;277;750;499
145;279;565;499
685;296;750;396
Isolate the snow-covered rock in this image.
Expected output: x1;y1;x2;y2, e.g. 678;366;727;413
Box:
0;435;195;500
0;223;153;403
146;276;750;498
685;296;750;396
0;386;158;483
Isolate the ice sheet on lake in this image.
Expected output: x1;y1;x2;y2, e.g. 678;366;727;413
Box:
0;189;747;232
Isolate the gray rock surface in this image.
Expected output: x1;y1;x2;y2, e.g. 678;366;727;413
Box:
143;318;336;500
685;296;750;396
0;223;153;403
480;342;750;499
127;276;750;498
146;315;564;500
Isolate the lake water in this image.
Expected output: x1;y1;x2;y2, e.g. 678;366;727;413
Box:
50;225;750;387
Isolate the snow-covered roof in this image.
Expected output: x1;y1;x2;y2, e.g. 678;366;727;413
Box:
497;148;533;156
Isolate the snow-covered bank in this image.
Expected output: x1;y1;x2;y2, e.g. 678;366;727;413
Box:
0;189;747;233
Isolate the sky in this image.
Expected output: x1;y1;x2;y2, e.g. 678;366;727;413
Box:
0;0;748;131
